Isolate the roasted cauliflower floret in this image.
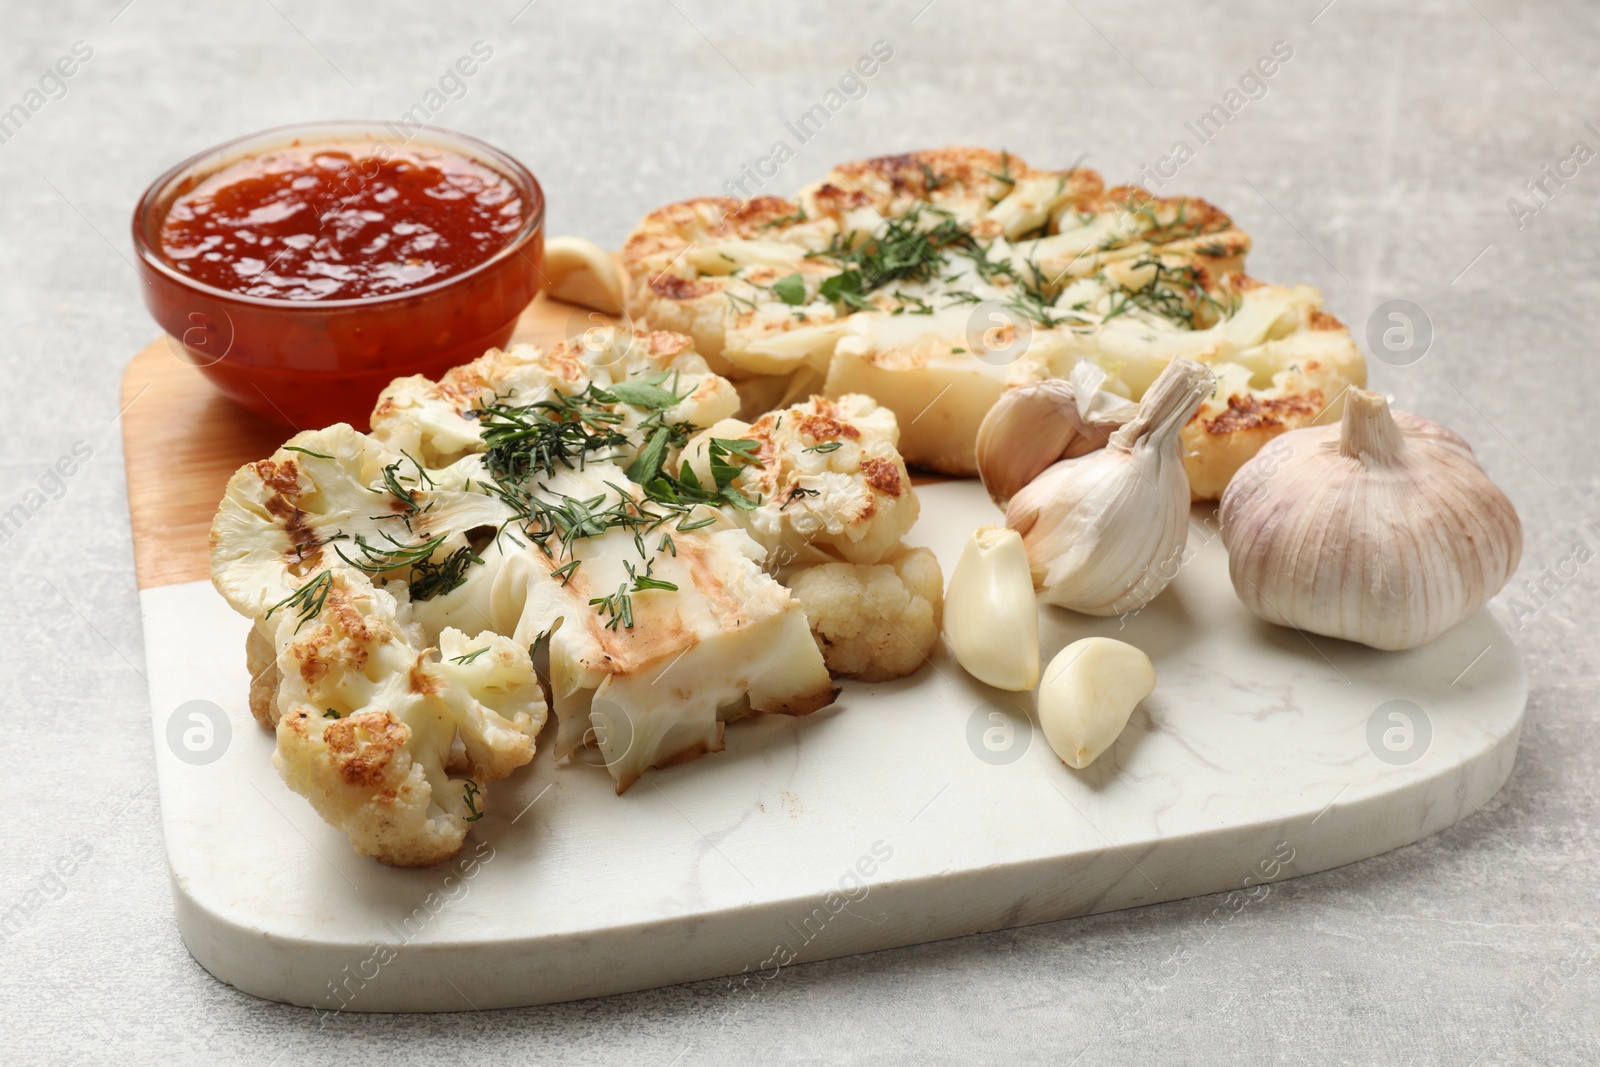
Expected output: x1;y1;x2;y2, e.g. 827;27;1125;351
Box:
787;547;943;682
245;625;281;729
682;393;917;566
370;329;740;468
209;423;512;622
212;327;939;838
267;568;545;867
210;424;403;620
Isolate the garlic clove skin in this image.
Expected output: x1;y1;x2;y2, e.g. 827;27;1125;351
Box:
974;362;1138;506
1220;388;1522;651
1038;637;1157;769
943;525;1040;691
1005;357;1214;616
544;236;626;315
1061;360;1142;457
976;380;1086;506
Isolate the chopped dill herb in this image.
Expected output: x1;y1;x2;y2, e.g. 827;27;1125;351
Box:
985;150;1016;205
409;545;483;600
264;570;335;634
759;207;808;231
589;559;680;631
780;485;821;510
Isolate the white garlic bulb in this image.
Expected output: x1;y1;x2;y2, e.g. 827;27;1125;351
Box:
975;361;1139;506
1220;388;1522;651
1003;358;1214;616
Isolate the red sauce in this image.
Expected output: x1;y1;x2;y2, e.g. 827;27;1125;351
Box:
158;145;525;301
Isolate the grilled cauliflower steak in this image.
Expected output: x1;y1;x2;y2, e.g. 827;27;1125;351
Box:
267;568;545;867
211;328;935;847
1177;280;1366;500
622;146;1366;499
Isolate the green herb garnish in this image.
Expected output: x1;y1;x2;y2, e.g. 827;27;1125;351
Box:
772;273;807;306
264;570;335;634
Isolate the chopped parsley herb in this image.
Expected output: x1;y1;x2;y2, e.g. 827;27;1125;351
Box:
807;204;977;310
771;272;807;305
637;437;763;515
597;372;683;412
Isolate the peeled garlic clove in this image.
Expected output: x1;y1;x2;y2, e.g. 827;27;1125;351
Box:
1005;357;1214;616
544;235;625;314
974;362;1138;506
1220;388;1522;651
1038;637;1156;769
943;525;1040;691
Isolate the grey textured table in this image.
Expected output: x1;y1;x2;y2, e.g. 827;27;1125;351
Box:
2;1;1596;1063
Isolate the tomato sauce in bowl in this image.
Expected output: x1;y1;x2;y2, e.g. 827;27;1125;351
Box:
134;123;544;429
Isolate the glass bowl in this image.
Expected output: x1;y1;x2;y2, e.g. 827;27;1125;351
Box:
132;121;544;429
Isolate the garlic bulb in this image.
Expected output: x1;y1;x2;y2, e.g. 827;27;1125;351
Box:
1220;388;1522;651
943;525;1040;691
1004;358;1214;616
975;361;1139;506
1038;637;1156;769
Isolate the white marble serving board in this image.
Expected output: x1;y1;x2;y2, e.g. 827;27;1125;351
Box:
140;481;1526;1012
